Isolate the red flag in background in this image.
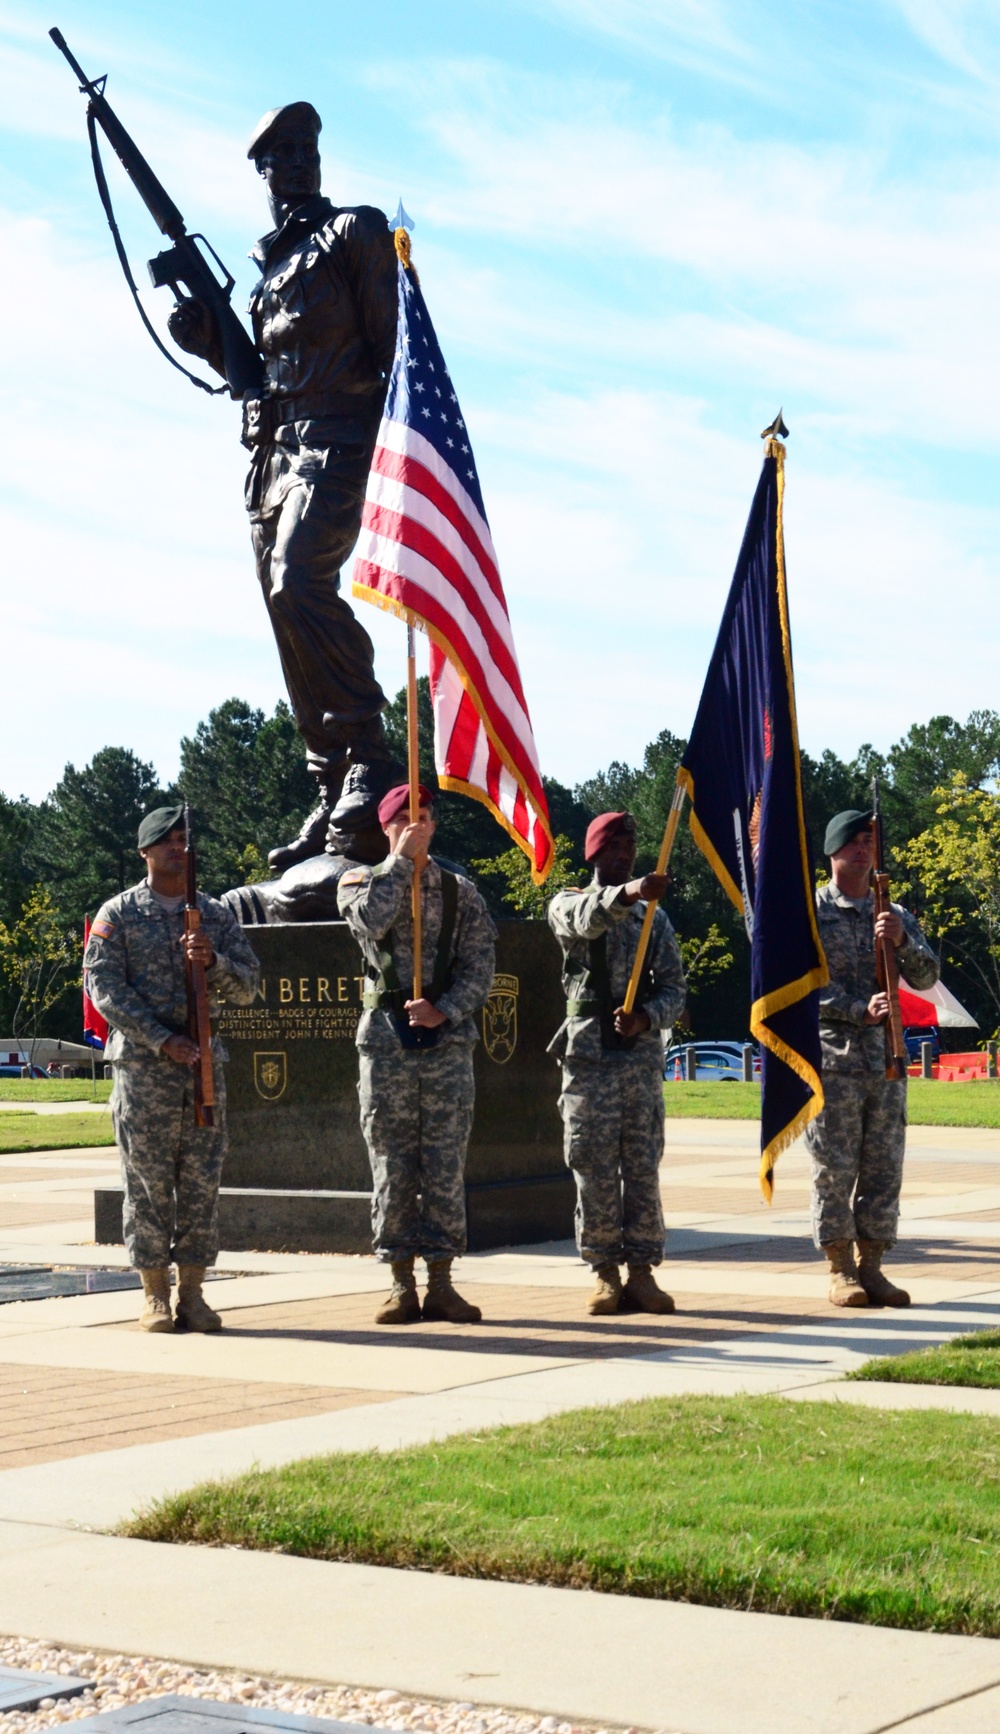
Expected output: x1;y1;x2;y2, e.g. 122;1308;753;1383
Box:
82;917;108;1048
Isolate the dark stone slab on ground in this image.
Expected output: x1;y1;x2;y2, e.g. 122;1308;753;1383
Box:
0;1665;93;1711
0;1263;231;1304
66;1696;389;1734
94;1174;575;1254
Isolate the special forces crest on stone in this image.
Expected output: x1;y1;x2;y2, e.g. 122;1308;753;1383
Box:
254;1051;288;1101
482;973;518;1064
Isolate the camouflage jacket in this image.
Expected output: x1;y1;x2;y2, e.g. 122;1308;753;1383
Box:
337;854;497;1050
815;880;939;1074
245;198;398;515
547;879;686;1062
84;881;261;1064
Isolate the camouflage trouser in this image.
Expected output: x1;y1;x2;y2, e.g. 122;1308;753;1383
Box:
358;1043;475;1262
804;1069;906;1249
558;1050;666;1268
111;1053;227;1269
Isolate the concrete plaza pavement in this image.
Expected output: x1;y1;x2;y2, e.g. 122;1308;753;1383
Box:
3;1115;1000;1732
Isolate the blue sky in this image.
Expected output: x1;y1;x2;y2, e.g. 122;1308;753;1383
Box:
3;0;1000;802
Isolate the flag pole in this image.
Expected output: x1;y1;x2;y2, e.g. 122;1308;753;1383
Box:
622;783;686;1015
406;623;423;999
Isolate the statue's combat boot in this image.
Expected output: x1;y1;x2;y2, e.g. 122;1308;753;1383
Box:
138;1267;173;1333
824;1240;870;1308
421;1258;482;1323
856;1240;911;1307
174;1266;223;1332
326;716;399;842
587;1263;623;1315
268;770;345;873
375;1258;421;1324
621;1264;675;1314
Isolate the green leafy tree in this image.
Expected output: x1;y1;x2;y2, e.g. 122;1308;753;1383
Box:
895;773;1000;1036
179;698;314;894
33;747;166;930
679;923;734;991
0;887;79;1060
472;834;581;918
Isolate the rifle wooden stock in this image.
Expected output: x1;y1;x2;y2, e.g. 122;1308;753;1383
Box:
873;870;909;1082
184;817;215;1129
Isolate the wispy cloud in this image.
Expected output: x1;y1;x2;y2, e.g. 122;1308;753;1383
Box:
891;0;1000;83
532;0;758;83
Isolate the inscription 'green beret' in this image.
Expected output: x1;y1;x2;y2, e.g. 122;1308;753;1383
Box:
137;806;185;850
824;809;874;856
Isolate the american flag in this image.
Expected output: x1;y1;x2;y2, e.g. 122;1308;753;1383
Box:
351;245;554;883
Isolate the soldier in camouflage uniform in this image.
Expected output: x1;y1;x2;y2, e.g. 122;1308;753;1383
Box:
84;807;260;1333
338;783;497;1325
806;808;939;1308
548;811;686;1316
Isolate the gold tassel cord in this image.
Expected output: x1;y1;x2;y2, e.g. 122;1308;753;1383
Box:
394;226;419;284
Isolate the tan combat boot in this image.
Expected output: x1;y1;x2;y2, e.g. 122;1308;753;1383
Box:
588;1263;623;1315
174;1265;223;1332
138;1267;173;1333
374;1258;421;1325
824;1240;869;1308
422;1258;482;1323
857;1240;911;1308
622;1263;676;1314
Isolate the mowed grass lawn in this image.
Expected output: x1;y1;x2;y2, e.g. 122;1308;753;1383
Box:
0;1079;112;1103
854;1330;1000;1390
126;1395;1000;1637
0;1110;114;1152
663;1079;1000;1127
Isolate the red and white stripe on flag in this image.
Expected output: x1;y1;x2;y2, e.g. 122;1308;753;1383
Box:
353;420;554;882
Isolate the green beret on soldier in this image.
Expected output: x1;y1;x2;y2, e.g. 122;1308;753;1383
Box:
84;807;260;1332
806;808;939;1308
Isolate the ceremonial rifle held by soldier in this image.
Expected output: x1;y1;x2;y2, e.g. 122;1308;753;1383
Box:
871;777;909;1082
184;806;216;1128
49;27;262;401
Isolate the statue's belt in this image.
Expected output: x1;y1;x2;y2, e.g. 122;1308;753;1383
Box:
242;390;377;447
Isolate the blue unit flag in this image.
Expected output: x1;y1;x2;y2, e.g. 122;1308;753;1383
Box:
677;435;828;1198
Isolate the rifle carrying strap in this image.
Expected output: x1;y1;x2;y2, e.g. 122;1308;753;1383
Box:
86;106;226;397
363;869;459;1013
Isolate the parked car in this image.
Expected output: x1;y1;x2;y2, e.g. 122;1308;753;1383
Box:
0;1063;47;1079
903;1026;941;1063
664;1041;760;1081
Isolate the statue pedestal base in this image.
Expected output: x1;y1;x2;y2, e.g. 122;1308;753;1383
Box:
95;918;575;1254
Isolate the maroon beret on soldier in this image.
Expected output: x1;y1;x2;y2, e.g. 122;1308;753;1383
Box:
584;811;637;863
377;783;435;828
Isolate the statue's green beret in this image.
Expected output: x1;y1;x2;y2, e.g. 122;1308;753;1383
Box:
824;809;874;856
137;806;185;850
247;102;322;162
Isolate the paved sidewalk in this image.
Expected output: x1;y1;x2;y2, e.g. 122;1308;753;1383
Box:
3;1116;1000;1733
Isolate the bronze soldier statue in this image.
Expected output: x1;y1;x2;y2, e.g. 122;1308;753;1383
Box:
169;102;399;867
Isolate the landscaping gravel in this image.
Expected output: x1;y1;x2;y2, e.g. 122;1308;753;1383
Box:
0;1639;657;1734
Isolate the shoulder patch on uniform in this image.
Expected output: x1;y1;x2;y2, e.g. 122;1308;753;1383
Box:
89;919;115;940
339;869;366;886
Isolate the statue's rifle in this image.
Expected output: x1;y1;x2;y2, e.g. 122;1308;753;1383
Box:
49;28;263;400
184;805;216;1128
871;776;909;1082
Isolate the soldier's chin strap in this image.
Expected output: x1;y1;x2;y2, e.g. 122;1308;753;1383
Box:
86;106;227;396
